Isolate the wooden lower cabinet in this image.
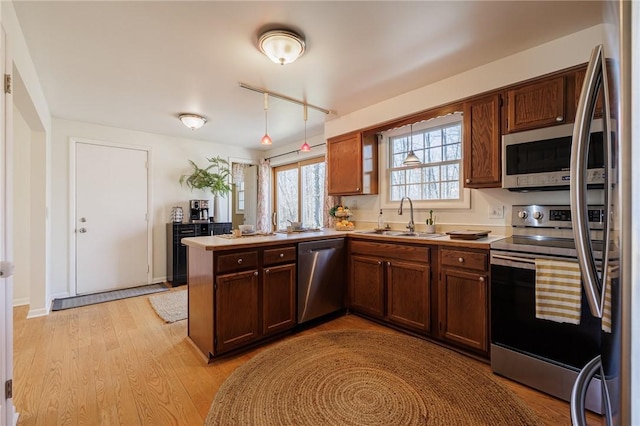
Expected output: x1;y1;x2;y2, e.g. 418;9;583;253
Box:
348;240;431;334
188;244;297;360
387;260;431;332
438;248;489;355
215;270;260;354
262;263;296;336
349;255;385;318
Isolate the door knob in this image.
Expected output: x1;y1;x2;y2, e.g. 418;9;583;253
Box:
78;228;87;233
80;217;87;223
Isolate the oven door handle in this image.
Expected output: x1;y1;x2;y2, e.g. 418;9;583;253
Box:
571;44;611;318
491;254;536;264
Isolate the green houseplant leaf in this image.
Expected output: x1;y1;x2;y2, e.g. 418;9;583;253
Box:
179;156;232;198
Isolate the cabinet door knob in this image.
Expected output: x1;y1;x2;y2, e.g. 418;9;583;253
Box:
356;187;360;191
279;253;284;258
458;257;464;263
479;276;485;282
556;116;564;122
465;178;471;184
387;261;391;267
265;269;269;274
377;261;382;266
78;228;87;233
237;258;243;264
254;271;258;276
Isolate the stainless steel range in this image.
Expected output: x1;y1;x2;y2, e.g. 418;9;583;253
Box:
490;204;606;414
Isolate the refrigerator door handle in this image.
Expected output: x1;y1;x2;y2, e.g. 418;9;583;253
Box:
571;44;608;318
570;355;602;426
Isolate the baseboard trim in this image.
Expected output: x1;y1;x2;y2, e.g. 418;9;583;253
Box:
12;297;29;307
26;306;50;319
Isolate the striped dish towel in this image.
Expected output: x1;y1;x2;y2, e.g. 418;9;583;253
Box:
602;265;616;333
535;259;582;325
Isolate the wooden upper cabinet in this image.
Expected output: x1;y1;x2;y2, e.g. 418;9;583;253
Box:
506;76;566;132
463;93;502;188
327;132;378;196
574;68;605;119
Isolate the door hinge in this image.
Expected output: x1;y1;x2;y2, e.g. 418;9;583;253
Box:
5;379;12;399
214;336;218;347
214;283;218;291
147;265;150;273
4;74;11;94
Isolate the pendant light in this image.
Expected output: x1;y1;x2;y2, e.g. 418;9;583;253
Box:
402;123;421;166
261;93;272;145
300;104;311;152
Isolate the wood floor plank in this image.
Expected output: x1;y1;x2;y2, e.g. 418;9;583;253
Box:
13;289;601;426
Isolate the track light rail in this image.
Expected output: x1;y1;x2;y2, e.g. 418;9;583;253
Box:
239;82;334;115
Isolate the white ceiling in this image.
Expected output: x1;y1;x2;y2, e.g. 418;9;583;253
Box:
12;1;603;150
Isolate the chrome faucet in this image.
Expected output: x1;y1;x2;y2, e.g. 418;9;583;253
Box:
397;196;415;234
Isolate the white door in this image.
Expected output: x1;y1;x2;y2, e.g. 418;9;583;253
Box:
243;165;257;226
1;26;17;426
74;141;150;295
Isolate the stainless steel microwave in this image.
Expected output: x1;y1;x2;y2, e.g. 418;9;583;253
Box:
502;119;605;191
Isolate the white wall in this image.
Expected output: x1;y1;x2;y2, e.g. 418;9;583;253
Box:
50;119;261;298
12;106;29;305
325;25;605;231
2;1;52;317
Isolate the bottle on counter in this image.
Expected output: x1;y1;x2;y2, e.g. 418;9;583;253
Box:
377;209;384;229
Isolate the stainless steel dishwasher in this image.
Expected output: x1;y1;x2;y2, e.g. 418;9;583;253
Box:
297;238;345;323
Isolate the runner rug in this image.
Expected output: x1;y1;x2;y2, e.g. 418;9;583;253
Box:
51;283;168;311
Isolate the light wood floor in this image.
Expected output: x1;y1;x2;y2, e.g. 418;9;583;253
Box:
13;287;601;425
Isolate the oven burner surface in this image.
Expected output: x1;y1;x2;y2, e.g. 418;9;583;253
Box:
491;235;604;259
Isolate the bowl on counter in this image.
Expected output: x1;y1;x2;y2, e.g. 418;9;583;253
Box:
238;224;256;234
288;221;303;230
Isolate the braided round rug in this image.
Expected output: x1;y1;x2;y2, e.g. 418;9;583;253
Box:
205;329;543;425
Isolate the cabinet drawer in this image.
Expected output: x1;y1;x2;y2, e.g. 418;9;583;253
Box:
216;251;258;274
440;249;487;272
350;240;429;263
263;246;296;266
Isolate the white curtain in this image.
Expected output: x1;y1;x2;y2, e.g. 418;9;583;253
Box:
256;159;271;233
231;162;250;184
323;154;339;228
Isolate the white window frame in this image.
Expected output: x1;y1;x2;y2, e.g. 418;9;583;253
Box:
379;112;471;210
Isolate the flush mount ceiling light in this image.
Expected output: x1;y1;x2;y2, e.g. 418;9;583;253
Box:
179;114;207;130
258;29;306;65
403;123;421;166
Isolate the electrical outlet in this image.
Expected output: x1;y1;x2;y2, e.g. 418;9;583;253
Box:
488;205;504;219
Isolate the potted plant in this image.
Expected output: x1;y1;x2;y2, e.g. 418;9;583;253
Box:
425;209;436;233
179;156;232;197
179;156;232;221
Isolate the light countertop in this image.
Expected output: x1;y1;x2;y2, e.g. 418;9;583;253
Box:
182;228;506;252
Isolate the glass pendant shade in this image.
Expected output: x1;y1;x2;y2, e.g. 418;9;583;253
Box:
261;133;272;145
402;151;421;165
300;141;311;152
259;30;306;65
179;114;206;130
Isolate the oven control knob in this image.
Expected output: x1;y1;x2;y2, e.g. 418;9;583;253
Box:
517;210;528;219
532;211;544;220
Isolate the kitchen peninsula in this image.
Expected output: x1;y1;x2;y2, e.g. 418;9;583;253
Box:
182;229;504;362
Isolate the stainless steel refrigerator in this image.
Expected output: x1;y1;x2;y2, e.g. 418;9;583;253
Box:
569;1;638;424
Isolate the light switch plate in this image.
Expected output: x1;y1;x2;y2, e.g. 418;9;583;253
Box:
488;205;504;219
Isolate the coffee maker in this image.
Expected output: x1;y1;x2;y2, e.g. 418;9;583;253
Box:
189;199;209;222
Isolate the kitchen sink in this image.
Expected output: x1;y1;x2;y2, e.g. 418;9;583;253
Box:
354;230;446;239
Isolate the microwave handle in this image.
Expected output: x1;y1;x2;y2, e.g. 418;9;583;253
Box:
570;44;611;318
